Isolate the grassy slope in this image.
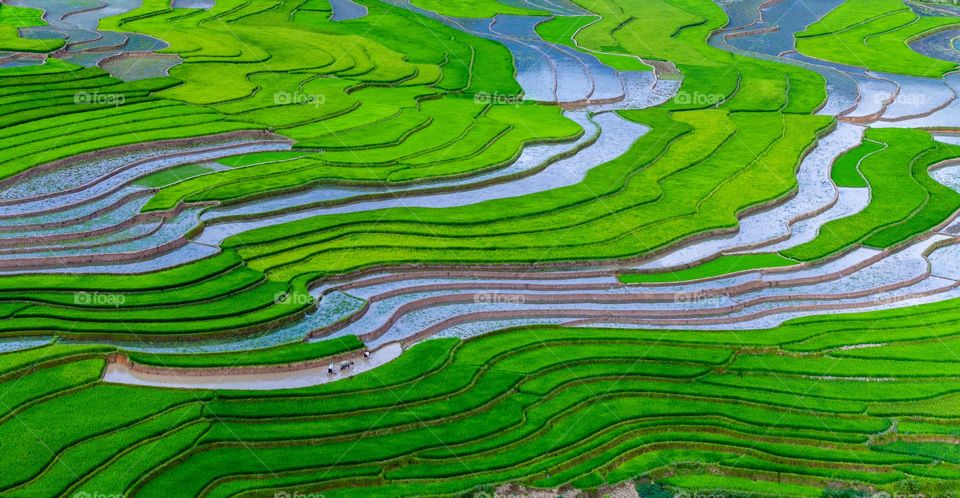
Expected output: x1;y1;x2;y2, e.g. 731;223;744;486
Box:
0;0;574;340
784;129;960;260
534;15;652;71
97;0;582;212
796;0;960;77
4;2;960;494
0;0;839;342
5;319;960;496
0;68;255;180
619;253;797;284
832;139;884;188
125;336;362;368
224;0;833;284
0;4;65;52
134;164;214;188
410;0;545;17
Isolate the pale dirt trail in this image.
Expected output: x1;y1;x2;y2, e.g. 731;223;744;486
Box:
102;342;403;390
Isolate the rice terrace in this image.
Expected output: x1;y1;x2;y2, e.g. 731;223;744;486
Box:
5;0;960;496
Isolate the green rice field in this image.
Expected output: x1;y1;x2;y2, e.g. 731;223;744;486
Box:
1;0;960;496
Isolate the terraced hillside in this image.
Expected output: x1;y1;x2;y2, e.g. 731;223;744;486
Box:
2;0;960;496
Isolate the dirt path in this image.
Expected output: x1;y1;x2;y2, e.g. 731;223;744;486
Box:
102;342;403;390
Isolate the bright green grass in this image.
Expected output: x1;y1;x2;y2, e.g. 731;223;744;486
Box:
0;252;320;341
2;323;959;496
134;164;214;188
88;0;580;211
619;253;796;284
410;0;545;17
218;151;307;167
0;4;65;52
0;0;950;495
0;385;203;490
7;404;203;497
0;0;840;346
189;0;833;293
783;128;960;260
0;343;114;376
534;15;652;72
607;450;730;485
663;473;822;496
831;336;960;362
230;111;830;280
721;455;904;485
0;72;257;180
139;101;580;211
796;0;960;77
69;421;210;497
799;0;909;37
0;3;957;494
832;139;883;187
0;359;104;419
729;354;960;378
125;336;363;368
0;4;47;27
